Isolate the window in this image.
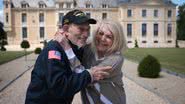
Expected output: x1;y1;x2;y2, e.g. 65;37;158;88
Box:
39;13;44;22
102;13;107;19
154;24;158;36
154;10;158;17
168;10;172;18
127;9;132;17
142;23;147;37
127;24;132;37
86;4;91;8
86;13;91;18
167;40;172;43
5;2;8;8
142;9;147;17
21;2;29;8
154;41;158;43
40;27;45;38
168;24;172;36
39;3;46;8
66;3;71;8
59;13;64;23
22;27;27;38
102;4;107;8
6;13;8;23
142;41;147;43
22;13;27;23
127;41;132;43
59;3;64;8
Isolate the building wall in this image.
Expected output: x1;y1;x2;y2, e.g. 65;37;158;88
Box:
3;0;177;50
119;4;176;48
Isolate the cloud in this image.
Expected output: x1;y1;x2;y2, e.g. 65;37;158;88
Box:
0;9;3;23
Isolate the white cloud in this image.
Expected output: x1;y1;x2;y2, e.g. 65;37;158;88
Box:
0;9;3;23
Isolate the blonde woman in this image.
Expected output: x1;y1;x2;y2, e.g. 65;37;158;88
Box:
54;20;127;104
80;20;127;104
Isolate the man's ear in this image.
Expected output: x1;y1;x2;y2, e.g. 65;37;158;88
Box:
62;24;69;32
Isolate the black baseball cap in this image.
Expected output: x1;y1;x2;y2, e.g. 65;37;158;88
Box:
62;9;97;26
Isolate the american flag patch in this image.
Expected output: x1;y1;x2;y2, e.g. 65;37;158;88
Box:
48;50;61;60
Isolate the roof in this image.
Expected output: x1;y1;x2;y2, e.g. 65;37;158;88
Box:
11;0;55;8
10;0;177;8
118;0;177;7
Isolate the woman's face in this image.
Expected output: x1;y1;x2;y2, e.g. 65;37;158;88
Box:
95;25;114;54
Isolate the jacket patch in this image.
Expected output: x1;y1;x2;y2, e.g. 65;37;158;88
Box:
48;50;61;60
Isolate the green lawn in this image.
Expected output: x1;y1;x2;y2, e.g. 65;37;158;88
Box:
123;48;185;75
0;51;32;65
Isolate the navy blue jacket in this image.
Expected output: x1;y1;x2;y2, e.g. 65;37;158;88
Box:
25;40;91;104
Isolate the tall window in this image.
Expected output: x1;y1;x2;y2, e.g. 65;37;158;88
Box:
66;3;71;8
86;13;91;18
127;9;132;17
168;24;172;36
59;13;64;23
142;9;147;17
6;13;9;23
5;2;8;8
168;10;172;18
40;27;45;38
59;3;64;8
154;10;158;17
39;13;44;22
142;23;147;37
127;24;132;37
22;27;27;38
102;13;107;19
154;24;158;36
22;13;27;23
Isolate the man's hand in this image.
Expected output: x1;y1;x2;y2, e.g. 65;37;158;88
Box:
54;29;71;50
89;66;112;82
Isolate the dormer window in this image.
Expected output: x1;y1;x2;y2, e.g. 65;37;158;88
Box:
21;1;29;8
86;4;90;8
86;3;93;8
102;4;108;8
39;1;46;8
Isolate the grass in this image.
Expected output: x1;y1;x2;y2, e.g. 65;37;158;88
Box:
0;51;33;65
123;48;185;75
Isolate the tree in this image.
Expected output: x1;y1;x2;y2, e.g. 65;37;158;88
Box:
0;22;8;51
135;39;139;48
177;3;185;40
20;40;30;61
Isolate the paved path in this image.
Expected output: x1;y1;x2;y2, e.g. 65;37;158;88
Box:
0;54;37;92
0;54;185;104
123;59;185;104
0;68;167;104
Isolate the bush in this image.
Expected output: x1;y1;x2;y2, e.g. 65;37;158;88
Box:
20;40;30;61
138;55;161;78
21;40;30;49
34;47;42;54
135;40;139;48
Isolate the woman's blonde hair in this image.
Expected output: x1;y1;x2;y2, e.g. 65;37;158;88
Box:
92;20;127;55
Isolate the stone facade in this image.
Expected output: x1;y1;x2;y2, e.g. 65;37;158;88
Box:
3;0;177;50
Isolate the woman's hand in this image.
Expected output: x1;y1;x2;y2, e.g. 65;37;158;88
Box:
54;29;71;50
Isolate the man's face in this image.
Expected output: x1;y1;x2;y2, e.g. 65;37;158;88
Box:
67;23;90;47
